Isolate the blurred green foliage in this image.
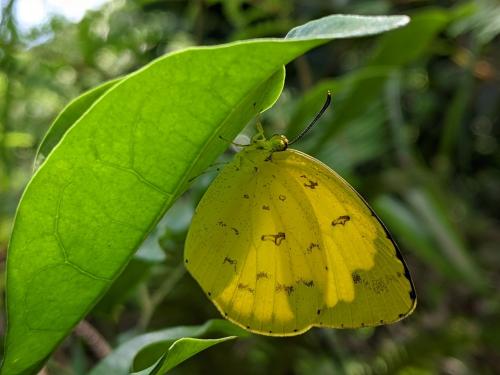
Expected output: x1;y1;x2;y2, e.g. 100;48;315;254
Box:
1;0;499;374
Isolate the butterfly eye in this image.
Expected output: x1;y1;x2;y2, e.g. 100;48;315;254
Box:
269;134;288;151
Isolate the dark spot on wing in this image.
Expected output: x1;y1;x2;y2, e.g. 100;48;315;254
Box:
185;259;189;264
325;266;329;271
352;272;362;284
261;232;286;246
276;283;294;296
332;215;350;226
300;174;318;189
278;194;286;201
306;242;319;253
304;180;318;189
262;205;270;211
293;329;298;332
398;313;405;318
340;323;344;328
243;193;250;199
254;166;259;172
397;272;402;278
298;279;314;287
238;283;255;293
317;309;321;315
380;319;384;324
208;292;212;296
264;154;273;162
361;323;365;327
223;256;237;271
231;227;239;235
217;220;227;227
257;272;269;280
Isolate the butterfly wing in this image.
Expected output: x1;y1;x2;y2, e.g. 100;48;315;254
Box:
185;150;299;334
185;148;416;336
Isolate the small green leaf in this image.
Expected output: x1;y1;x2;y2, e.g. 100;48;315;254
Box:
286;14;409;39
90;320;246;375
143;337;236;375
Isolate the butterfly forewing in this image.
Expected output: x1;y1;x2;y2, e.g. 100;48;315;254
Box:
185;148;416;336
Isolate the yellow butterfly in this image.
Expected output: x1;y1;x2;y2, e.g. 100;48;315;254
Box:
184;93;416;336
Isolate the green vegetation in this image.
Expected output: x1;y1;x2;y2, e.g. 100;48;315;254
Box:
1;0;499;374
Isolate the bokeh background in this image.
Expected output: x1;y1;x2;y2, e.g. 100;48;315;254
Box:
1;0;499;374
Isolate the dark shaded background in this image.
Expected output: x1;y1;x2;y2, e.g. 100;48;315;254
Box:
1;0;499;374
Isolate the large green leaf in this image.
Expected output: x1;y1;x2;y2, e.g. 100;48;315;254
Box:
2;14;409;374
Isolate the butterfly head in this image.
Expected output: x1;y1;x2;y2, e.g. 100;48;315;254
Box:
248;91;331;154
269;134;289;152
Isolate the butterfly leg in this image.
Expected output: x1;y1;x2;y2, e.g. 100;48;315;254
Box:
251;118;266;143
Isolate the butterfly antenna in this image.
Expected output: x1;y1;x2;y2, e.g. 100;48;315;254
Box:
288;91;332;146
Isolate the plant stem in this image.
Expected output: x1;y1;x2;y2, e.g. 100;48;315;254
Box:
138;264;186;330
73;320;112;360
